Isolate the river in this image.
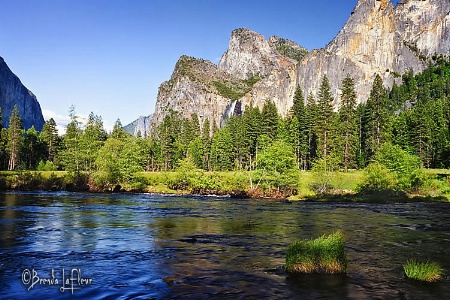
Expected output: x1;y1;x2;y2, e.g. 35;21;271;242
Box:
0;191;449;299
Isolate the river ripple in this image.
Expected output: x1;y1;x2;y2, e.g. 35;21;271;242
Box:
0;191;449;299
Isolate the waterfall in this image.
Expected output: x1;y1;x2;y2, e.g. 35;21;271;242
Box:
220;100;238;127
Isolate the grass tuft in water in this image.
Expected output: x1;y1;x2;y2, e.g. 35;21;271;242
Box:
285;231;347;274
403;259;443;282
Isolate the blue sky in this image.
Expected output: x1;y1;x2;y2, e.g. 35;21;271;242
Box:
0;0;400;132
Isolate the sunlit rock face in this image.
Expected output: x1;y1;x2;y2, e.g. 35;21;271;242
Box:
150;0;450;130
298;0;450;105
0;57;45;130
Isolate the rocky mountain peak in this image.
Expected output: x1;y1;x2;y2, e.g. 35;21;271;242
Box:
269;36;309;62
218;28;275;79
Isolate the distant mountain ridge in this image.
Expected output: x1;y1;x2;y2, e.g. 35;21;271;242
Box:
0;57;45;130
123;115;152;137
148;0;449;132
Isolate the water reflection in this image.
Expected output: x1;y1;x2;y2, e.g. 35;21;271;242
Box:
0;192;449;299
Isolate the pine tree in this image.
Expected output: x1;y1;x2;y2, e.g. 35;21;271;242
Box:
187;137;204;169
61;105;82;172
21;126;46;169
227;116;248;170
201;118;211;170
81;112;107;171
111;119;129;139
7;105;22;170
305;92;318;169
364;74;389;161
315;75;335;168
338;74;358;171
210;127;234;171
289;86;308;169
0;108;7;169
157;110;182;170
291;85;305;120
243;104;261;169
261;100;279;141
41;118;60;162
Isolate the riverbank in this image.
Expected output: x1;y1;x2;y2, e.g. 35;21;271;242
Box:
0;169;449;202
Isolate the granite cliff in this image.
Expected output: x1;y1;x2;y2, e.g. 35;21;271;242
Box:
150;0;450;130
0;57;45;130
298;0;450;105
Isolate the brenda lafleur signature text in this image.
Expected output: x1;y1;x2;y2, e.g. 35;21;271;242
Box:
22;268;93;294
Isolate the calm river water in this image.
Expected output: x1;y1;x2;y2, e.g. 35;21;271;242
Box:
0;191;449;299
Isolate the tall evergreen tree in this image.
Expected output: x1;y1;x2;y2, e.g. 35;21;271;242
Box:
111;119;129;139
210;127;234;171
261;100;279;141
243;104;261;169
81;112;107;171
305;92;318;169
364;74;389;161
0;108;7;169
227;116;248;170
289;86;308;169
7;105;22;170
41;118;60;162
201;118;211;170
338;74;358;171
21;126;46;169
315;75;335;168
61;105;82;172
157;110;182;170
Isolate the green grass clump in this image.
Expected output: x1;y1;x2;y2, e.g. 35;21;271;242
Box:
286;231;347;274
403;259;443;282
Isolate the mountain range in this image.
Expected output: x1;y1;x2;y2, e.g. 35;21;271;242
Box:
138;0;449;137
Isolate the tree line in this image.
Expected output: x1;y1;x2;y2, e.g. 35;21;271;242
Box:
1;58;449;184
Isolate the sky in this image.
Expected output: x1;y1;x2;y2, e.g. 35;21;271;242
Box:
0;0;401;133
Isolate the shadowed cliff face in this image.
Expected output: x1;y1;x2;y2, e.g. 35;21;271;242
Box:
150;0;450;130
0;57;45;130
123;115;153;137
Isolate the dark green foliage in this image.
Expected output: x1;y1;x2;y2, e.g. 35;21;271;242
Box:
338;75;358;171
315;76;336;167
213;75;261;100
227;116;248;170
111;119;130;139
40;118;60;163
364;74;390;160
286;231;347;274
305;92;318;169
7;105;22;170
59;105;82;172
242;104;261;168
21;126;47;170
290;86;308;169
157;110;183;170
210;127;234;171
261;100;279;140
